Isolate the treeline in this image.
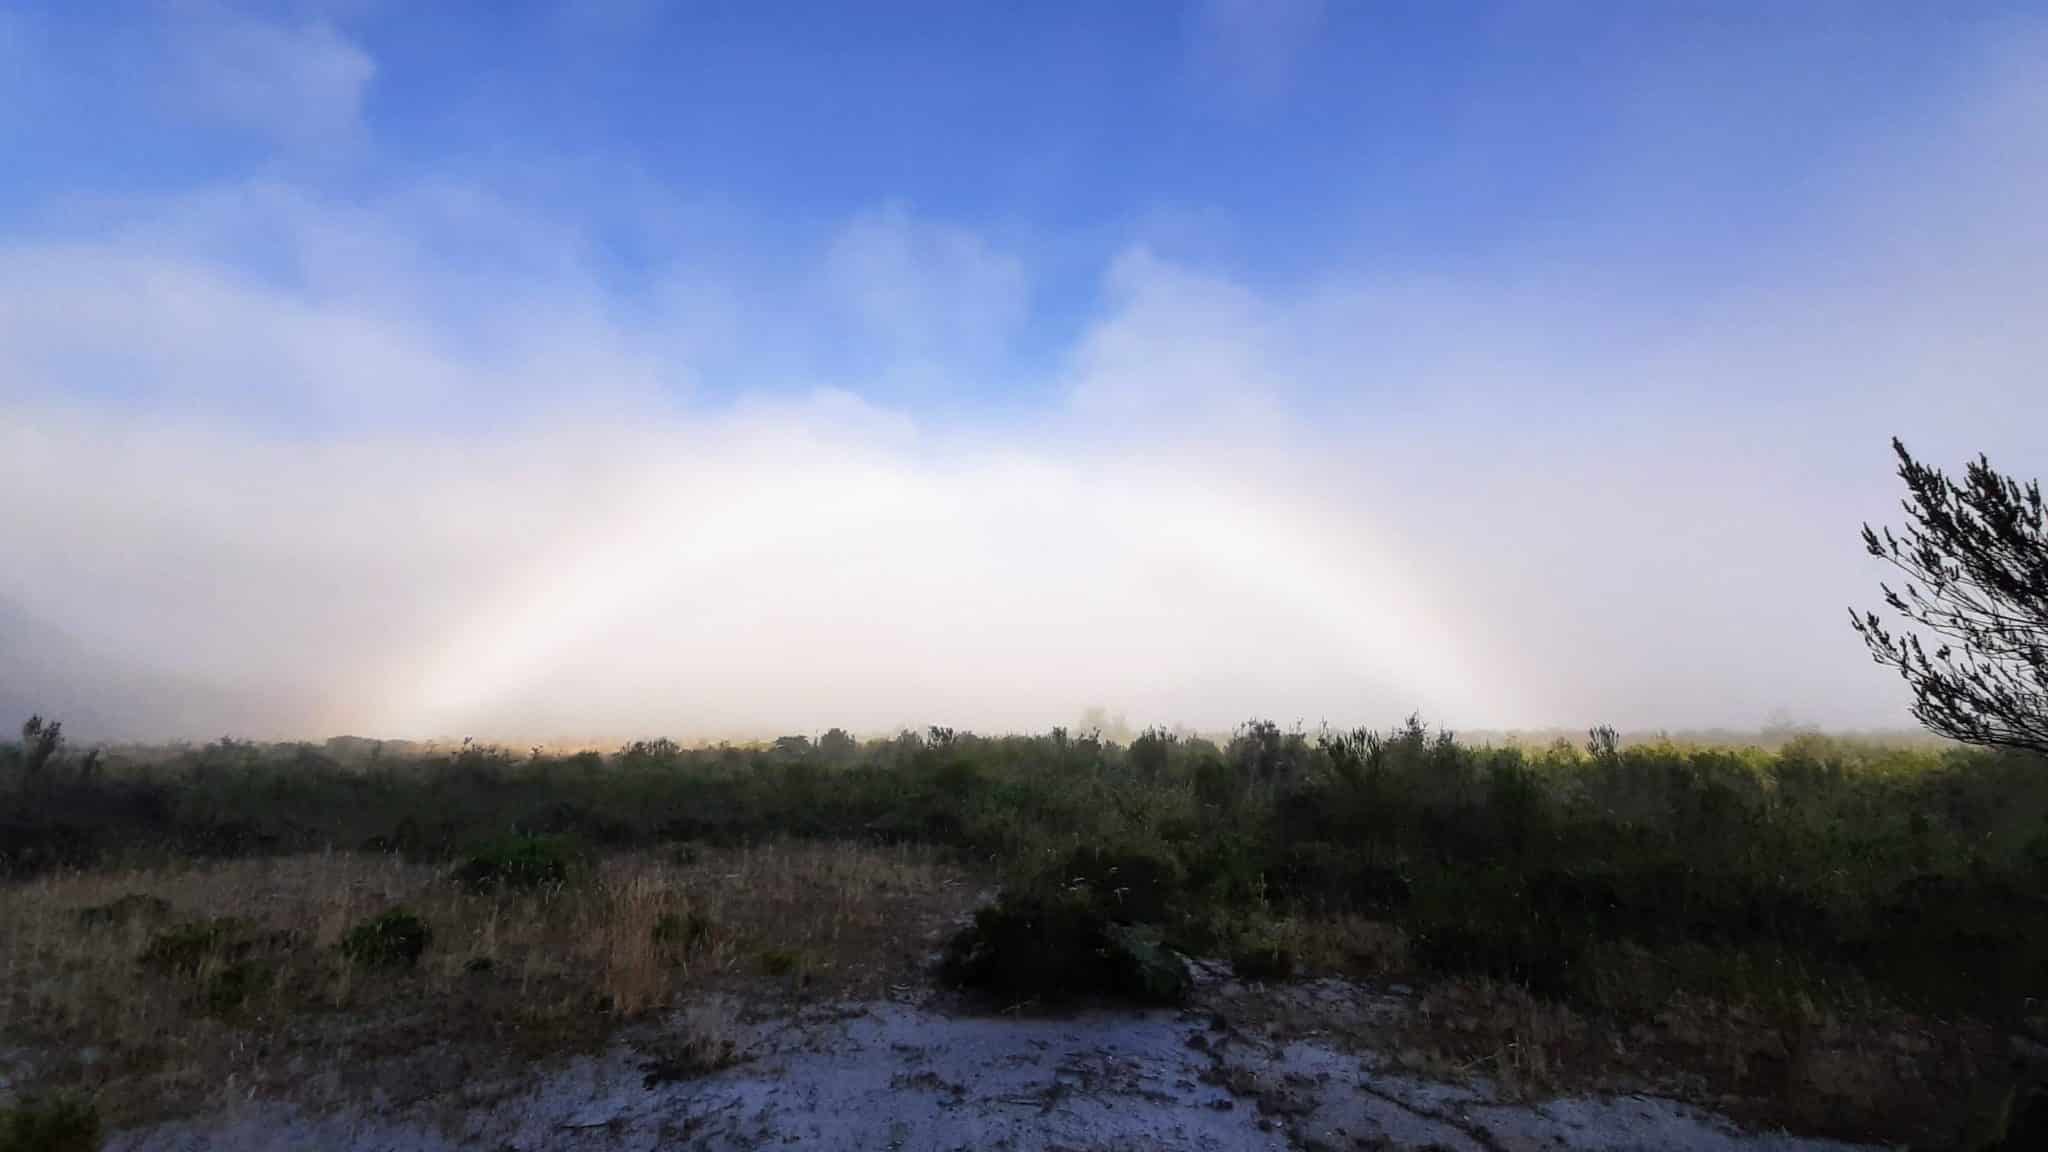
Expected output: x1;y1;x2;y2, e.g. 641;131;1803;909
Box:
4;716;2046;1022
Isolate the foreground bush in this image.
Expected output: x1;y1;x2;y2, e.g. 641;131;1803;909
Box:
941;889;1189;1006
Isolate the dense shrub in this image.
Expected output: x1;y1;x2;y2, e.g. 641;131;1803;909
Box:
1045;843;1185;925
454;836;577;892
941;889;1188;1006
340;908;431;968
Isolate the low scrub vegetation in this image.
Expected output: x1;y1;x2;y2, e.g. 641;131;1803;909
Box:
4;718;2046;1026
3;717;2046;1143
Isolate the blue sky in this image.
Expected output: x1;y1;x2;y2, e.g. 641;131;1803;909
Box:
2;2;2046;739
7;1;2026;405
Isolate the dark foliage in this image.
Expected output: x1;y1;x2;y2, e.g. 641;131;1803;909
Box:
454;835;577;892
339;908;431;968
1855;438;2048;755
940;888;1189;1006
4;716;2044;1026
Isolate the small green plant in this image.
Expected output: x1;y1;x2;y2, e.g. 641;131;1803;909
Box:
339;907;431;968
0;1097;100;1152
454;835;577;892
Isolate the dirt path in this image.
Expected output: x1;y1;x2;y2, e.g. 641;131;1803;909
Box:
112;992;1871;1152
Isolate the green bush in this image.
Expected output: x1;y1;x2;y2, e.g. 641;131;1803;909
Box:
941;889;1187;1006
454;835;577;892
1045;842;1185;925
339;908;431;968
0;1097;99;1152
1103;923;1190;1003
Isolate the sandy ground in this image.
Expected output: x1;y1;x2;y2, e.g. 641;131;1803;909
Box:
109;984;1873;1152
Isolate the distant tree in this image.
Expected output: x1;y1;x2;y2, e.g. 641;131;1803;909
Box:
20;715;63;784
619;737;681;767
818;728;858;761
1852;438;2048;755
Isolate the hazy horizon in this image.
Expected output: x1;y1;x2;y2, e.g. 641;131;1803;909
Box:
5;3;2047;743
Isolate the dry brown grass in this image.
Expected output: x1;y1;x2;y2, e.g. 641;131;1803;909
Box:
1365;973;2019;1146
0;841;973;1125
1294;914;1409;976
8;847;2015;1145
1211;917;2022;1147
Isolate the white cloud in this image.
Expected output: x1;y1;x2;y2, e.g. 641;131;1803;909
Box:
819;205;1031;396
3;20;2046;741
164;2;374;150
0;180;668;429
0;187;1474;741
